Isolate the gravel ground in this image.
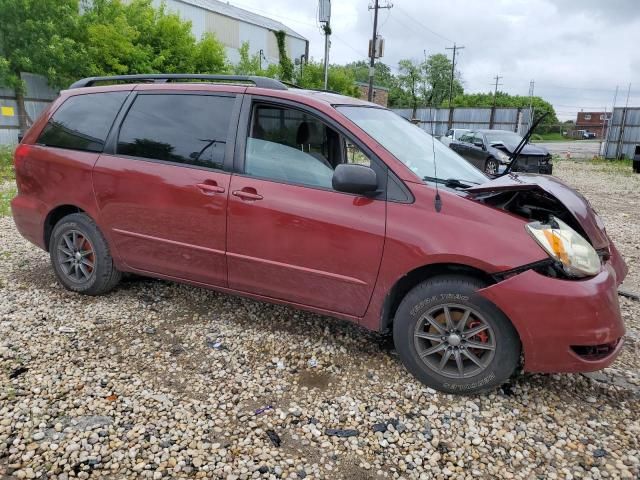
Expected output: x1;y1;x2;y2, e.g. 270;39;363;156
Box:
1;161;639;479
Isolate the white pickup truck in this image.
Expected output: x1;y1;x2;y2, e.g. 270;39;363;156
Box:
439;128;470;147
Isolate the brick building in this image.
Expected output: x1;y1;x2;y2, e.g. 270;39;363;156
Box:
356;82;389;107
574;111;610;138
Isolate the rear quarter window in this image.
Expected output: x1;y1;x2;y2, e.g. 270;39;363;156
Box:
116;94;235;170
37;92;128;153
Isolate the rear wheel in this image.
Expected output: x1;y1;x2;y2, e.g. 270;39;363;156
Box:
393;275;520;394
484;158;499;175
50;213;121;295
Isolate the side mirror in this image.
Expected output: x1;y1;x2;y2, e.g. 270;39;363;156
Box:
473;140;484;148
332;164;378;195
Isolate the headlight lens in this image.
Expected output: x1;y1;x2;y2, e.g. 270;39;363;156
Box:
526;217;601;277
494;150;511;164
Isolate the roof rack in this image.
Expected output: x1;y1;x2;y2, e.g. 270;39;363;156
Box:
68;74;288;90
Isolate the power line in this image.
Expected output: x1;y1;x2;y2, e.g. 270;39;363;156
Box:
394;5;454;44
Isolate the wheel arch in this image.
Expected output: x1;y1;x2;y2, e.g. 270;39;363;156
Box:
43;204;86;251
380;262;496;334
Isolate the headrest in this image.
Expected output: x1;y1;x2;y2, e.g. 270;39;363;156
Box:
296;121;323;145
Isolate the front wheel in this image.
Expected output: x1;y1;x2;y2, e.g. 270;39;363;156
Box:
484;158;499;175
393;275;521;394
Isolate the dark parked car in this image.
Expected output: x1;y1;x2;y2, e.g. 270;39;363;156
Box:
450;129;553;175
11;75;626;394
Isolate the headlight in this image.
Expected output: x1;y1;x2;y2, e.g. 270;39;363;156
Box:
526;217;601;278
494;150;511;164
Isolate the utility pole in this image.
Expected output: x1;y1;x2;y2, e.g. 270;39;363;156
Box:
489;74;503;129
319;0;332;90
492;74;503;108
528;80;535;131
323;22;330;89
445;43;464;106
423;49;429;108
367;0;392;102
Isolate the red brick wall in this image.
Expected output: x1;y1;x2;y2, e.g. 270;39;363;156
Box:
358;85;389;107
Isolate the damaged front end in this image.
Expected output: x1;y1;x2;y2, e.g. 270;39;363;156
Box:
466;172;627;283
463;173;627;373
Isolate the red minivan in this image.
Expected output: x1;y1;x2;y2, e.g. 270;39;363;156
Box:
11;75;627;393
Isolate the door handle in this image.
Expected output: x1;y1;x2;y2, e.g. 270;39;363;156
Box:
196;182;225;195
232;188;263;201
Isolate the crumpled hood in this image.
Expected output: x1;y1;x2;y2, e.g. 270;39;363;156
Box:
490;142;549;156
466;172;609;249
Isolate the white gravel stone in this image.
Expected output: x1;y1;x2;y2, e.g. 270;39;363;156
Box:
0;161;639;479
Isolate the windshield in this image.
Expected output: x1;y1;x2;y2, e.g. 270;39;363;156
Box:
337;107;487;185
485;131;523;145
454;129;469;140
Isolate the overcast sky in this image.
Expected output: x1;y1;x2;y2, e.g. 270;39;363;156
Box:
228;0;639;120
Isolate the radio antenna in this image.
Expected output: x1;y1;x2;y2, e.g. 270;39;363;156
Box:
429;106;442;212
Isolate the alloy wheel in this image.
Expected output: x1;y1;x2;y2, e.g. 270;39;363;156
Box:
485;159;499;175
56;230;96;283
413;304;496;379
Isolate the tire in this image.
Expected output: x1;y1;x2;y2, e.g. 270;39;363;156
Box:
393;275;520;394
49;213;121;295
484;158;499;175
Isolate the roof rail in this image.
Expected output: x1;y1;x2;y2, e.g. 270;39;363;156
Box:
68;74;288;90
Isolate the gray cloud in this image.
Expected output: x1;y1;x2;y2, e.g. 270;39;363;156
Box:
230;0;639;119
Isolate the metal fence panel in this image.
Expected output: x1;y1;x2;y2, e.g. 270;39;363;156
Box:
24;101;51;124
0;130;19;145
605;107;640;159
22;73;58;101
392;107;527;137
1;73;59;145
0;99;19;127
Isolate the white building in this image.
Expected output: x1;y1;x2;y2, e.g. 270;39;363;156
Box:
149;0;309;67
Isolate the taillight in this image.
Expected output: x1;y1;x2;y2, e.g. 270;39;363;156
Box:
13;144;30;193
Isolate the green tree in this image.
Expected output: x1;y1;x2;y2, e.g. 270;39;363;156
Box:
0;0;85;129
397;59;423;117
424;53;462;106
345;60;395;88
193;33;229;74
451;91;558;130
234;42;263;76
295;61;359;97
78;0;229;77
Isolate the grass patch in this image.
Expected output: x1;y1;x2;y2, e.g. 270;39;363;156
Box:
585;156;635;175
0;184;17;217
0;145;15;182
0;145;16;217
531;132;566;142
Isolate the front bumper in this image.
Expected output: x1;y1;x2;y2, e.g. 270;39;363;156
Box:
511;162;553;174
478;258;626;373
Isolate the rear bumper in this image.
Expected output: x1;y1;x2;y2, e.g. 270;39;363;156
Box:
11;194;48;250
478;259;626;373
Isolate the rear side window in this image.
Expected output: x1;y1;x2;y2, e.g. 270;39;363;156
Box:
117;94;234;169
37;92;127;153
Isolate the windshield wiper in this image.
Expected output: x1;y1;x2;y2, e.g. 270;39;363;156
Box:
422;176;479;189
